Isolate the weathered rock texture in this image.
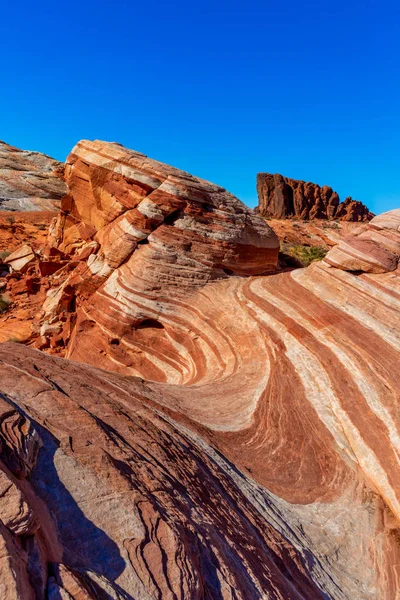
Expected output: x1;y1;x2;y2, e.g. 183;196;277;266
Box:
1;237;400;597
269;218;369;250
0;141;67;211
38;140;279;368
325;209;400;273
257;173;373;221
1;142;400;598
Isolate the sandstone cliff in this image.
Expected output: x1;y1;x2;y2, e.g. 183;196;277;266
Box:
257;172;373;221
0;142;399;599
0;141;67;211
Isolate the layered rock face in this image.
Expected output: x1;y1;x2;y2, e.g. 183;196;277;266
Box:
257;172;373;221
0;344;329;599
1;233;400;597
43;140;279;371
0;141;67;211
325;209;400;272
1;142;400;598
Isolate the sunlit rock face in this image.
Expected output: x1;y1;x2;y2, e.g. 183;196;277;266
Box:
1;239;400;599
1;139;400;598
47;140;280;372
257;172;373;221
0;141;67;211
324;209;400;272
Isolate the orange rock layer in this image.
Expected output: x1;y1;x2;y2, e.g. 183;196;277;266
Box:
0;141;399;598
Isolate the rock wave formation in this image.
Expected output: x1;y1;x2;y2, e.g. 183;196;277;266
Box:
41;140;279;372
0;141;67;211
0;141;399;599
257;172;373;221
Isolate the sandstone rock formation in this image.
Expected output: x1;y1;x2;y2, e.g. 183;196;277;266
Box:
0;141;400;598
1;236;400;597
257;172;373;221
40;140;279;369
324;209;400;272
0;141;67;211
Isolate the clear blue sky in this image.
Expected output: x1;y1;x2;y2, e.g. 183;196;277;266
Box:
1;0;399;213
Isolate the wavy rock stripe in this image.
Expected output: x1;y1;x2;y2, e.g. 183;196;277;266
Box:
0;345;330;599
324;209;400;273
1;139;400;598
67;257;400;598
1;254;400;597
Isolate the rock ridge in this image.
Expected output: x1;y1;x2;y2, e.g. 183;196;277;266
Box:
257;172;373;221
0;141;400;598
0;140;67;212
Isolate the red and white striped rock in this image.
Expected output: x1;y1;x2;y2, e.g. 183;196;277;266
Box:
46;140;280;367
1;139;400;598
324;209;400;272
1;238;400;599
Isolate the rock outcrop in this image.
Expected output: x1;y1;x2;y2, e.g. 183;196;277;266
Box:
0;141;400;598
0;141;67;211
40;140;279;369
1;228;400;597
257;172;373;221
324;209;400;272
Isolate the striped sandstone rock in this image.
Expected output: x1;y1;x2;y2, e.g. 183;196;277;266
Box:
0;141;399;598
324;209;400;273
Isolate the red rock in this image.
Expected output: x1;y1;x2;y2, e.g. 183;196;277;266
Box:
0;140;67;212
38;261;68;277
324;209;400;272
257;173;373;221
45;140;279;368
1;141;400;599
9;276;36;295
0;344;348;599
5;245;36;273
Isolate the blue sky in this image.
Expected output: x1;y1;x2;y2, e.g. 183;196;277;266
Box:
1;0;399;213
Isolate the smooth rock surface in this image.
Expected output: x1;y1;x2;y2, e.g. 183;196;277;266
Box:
324;209;400;272
1;235;400;599
46;140;280;368
0;141;67;211
257;172;373;221
0;141;399;599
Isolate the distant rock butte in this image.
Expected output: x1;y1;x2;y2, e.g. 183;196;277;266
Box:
0;141;400;598
0;140;67;211
257;172;373;221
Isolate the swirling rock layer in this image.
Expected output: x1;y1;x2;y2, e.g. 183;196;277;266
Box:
0;142;399;598
44;140;279;369
325;209;400;273
0;141;67;212
1;240;400;598
257;172;373;221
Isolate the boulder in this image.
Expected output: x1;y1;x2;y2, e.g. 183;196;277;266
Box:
46;140;280;369
5;245;36;273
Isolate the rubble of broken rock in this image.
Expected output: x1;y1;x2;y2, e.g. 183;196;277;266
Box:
0;242;76;347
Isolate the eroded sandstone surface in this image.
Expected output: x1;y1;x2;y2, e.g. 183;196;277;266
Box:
0;141;67;211
0;141;400;598
257;172;373;221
